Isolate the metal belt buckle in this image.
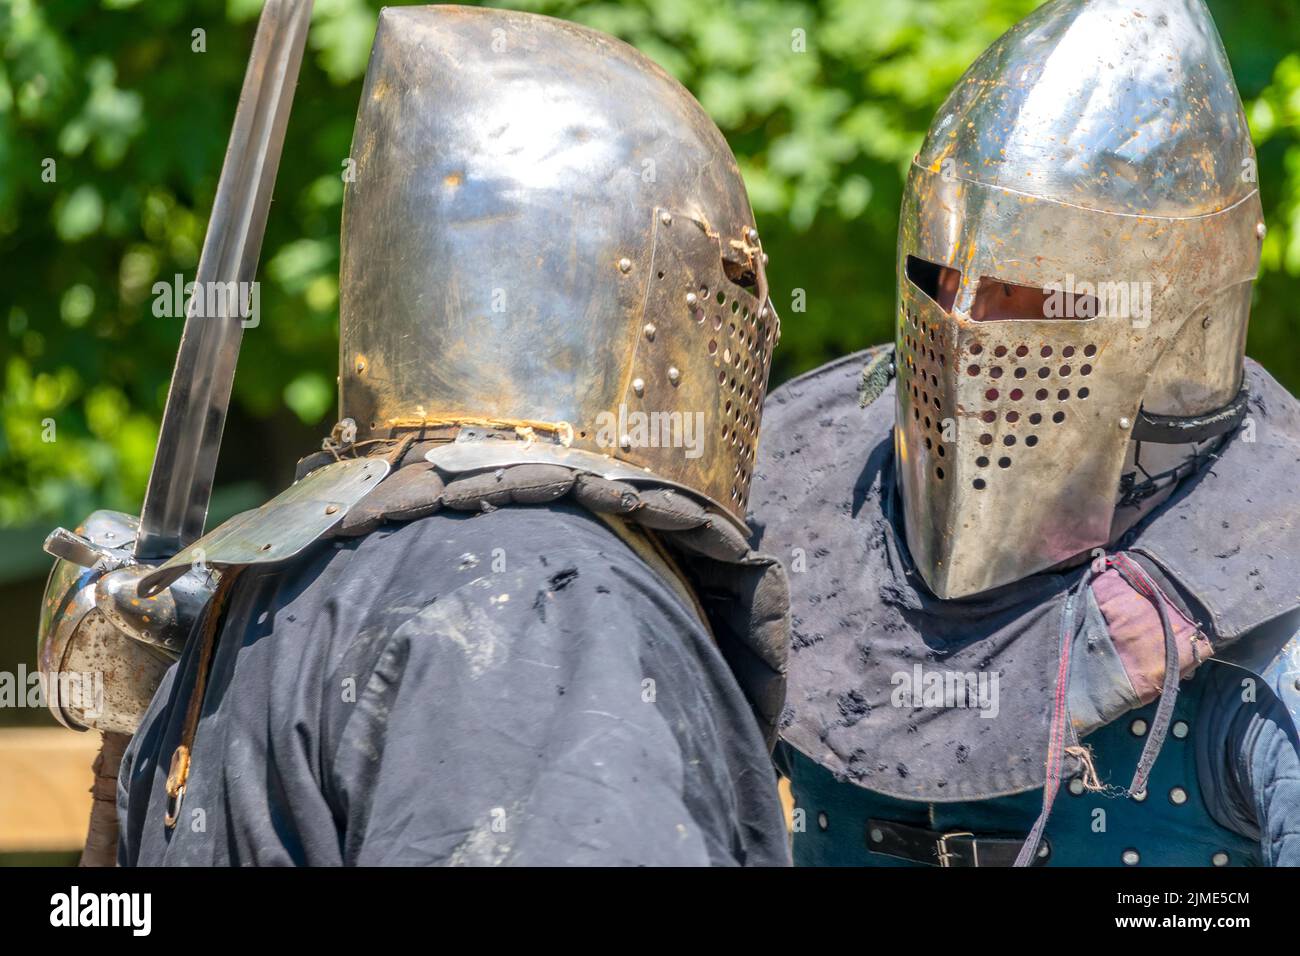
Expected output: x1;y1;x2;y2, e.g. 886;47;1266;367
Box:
936;830;975;868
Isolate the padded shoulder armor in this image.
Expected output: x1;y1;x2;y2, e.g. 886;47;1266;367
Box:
152;435;792;747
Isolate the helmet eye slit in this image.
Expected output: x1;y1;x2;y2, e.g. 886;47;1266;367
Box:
905;255;961;313
722;256;758;290
971;275;1097;322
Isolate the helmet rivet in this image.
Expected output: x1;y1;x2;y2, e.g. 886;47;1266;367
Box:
686;292;698;308
643;323;657;341
660;212;672;226
618;257;633;273
632;378;645;396
761;253;769;266
668;366;681;386
759;307;769;320
1257;222;1267;240
746;227;759;243
619;435;632;451
1119;416;1132;430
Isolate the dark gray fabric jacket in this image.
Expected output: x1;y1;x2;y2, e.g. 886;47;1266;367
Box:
117;503;790;866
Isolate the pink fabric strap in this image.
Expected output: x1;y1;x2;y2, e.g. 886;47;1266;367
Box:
1090;562;1209;704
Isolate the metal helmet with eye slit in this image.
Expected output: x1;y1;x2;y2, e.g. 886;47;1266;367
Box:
895;0;1263;599
338;6;778;528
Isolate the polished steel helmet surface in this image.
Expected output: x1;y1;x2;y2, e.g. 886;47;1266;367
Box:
339;6;778;526
895;0;1263;599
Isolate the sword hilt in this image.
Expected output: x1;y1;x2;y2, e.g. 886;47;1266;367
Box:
44;527;131;570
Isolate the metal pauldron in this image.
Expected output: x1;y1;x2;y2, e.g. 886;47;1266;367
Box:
36;457;388;733
37;511;211;733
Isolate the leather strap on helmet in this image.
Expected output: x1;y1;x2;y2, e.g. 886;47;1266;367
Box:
1132;384;1250;444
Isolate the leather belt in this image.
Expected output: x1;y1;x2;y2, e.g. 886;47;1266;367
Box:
866;818;1050;867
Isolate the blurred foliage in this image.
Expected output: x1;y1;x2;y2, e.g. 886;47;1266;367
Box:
2;0;1299;527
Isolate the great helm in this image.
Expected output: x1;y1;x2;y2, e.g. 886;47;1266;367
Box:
338;6;778;527
894;0;1263;599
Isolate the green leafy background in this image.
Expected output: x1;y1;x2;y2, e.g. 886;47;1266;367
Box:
0;0;1298;864
2;0;1299;559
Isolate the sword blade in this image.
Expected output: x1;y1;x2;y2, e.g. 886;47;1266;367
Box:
135;0;314;560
